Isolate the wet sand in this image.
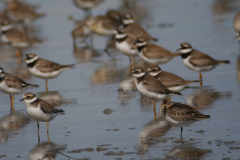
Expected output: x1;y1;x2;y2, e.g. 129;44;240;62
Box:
0;0;239;159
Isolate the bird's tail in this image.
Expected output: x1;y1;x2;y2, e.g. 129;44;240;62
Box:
217;60;230;64
152;37;158;41
171;52;182;57
169;90;182;95
56;109;65;115
61;64;75;70
27;84;39;88
196;114;210;119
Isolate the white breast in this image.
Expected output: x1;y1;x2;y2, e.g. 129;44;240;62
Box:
116;41;138;57
182;56;216;72
138;51;171;64
0;80;23;94
168;85;186;92
26;105;56;122
135;80;168;100
28;66;66;79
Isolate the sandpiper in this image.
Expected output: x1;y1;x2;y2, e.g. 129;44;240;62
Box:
160;98;210;137
136;38;181;64
132;66;181;111
23;53;75;91
20;92;65;141
122;13;158;41
0;67;38;111
148;65;199;92
177;42;230;87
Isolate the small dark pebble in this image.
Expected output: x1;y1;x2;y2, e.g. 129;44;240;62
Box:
172;139;184;144
17;156;20;158
85;147;94;152
103;108;113;115
195;130;206;133
96;146;108;152
208;141;212;144
113;128;119;131
67;149;84;153
106;129;111;131
104;151;135;156
229;146;240;150
0;155;6;159
128;127;135;130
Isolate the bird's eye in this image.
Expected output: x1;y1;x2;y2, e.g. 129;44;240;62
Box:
26;96;30;98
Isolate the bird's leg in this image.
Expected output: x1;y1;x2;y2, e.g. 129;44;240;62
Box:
181;127;183;137
153;100;156;111
10;94;15;112
45;79;48;92
47;132;50;143
47;122;49;133
132;57;135;67
16;49;22;64
154;109;157;121
199;72;202;87
37;121;40;134
73;37;77;52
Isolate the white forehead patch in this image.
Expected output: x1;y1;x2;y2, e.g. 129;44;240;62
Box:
25;56;38;64
132;72;145;78
149;71;161;76
123;19;134;24
179;48;192;53
115;34;126;39
24;96;37;103
137;41;147;46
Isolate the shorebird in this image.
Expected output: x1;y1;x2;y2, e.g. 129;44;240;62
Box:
136;38;181;64
0;20;41;63
177;42;230;87
0;67;38;111
132;66;181;112
20;92;65;141
114;28;138;66
85;10;122;36
148;65;199;92
23;53;75;91
122;13;158;41
71;19;91;50
160;98;210;137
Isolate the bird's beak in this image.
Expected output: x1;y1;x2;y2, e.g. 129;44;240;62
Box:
19;98;24;102
23;58;26;62
176;48;181;51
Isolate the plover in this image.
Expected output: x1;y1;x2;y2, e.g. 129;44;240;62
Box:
132;66;181;111
136;38;181;64
114;28;138;66
23;53;75;91
160;98;210;137
20;92;65;135
0;67;38;111
122;13;158;41
148;65;199;92
177;42;230;87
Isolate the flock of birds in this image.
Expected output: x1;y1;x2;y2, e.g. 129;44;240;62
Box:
0;0;233;144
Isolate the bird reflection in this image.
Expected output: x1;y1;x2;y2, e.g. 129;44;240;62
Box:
0;112;30;143
185;88;232;110
164;144;212;160
139;114;171;149
212;0;240;15
8;67;31;80
73;46;102;62
91;63;126;86
237;55;240;84
29;141;67;160
37;91;77;107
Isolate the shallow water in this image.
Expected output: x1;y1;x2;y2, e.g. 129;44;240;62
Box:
0;0;239;159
